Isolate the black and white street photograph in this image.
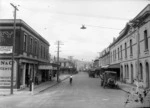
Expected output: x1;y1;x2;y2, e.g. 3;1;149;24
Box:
0;0;150;108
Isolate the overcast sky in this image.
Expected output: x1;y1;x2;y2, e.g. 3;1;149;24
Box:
0;0;149;61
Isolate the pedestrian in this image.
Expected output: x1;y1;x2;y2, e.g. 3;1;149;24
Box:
70;75;73;85
26;75;29;87
35;76;39;85
49;74;52;81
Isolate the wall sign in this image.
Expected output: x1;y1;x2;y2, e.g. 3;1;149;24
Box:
0;60;17;88
0;46;12;54
0;31;13;54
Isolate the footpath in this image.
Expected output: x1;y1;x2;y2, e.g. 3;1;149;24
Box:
117;82;150;107
0;74;70;96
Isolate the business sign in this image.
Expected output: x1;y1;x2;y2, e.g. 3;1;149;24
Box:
0;60;17;88
38;65;53;70
0;31;13;54
0;46;12;54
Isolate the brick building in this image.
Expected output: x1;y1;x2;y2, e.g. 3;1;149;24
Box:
0;19;50;89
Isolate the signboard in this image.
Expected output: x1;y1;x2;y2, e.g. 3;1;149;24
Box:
0;60;17;88
0;31;13;54
38;65;53;70
0;46;12;54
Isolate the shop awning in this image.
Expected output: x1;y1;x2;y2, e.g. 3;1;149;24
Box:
38;64;53;70
108;63;120;69
101;65;109;69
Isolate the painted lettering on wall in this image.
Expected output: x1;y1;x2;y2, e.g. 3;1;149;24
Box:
0;60;17;88
0;31;13;46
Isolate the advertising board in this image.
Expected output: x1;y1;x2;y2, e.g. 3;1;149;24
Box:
0;60;17;88
0;30;13;54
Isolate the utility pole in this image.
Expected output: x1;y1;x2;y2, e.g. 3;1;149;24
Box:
68;56;73;75
10;3;19;95
55;41;63;82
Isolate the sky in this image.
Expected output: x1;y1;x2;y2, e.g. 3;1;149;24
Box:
0;0;149;61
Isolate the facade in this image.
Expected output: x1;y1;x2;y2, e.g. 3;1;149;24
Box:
59;58;77;74
93;59;99;69
99;4;150;88
100;47;110;68
0;19;50;89
59;58;70;73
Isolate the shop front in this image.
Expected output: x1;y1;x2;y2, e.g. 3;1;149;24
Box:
38;64;53;83
18;59;38;89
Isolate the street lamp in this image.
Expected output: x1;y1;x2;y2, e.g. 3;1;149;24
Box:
10;3;19;95
80;24;86;29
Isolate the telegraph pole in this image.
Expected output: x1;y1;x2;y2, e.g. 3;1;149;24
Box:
10;3;19;95
68;56;74;75
55;41;63;82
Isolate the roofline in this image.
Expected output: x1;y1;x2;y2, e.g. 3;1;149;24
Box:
132;4;150;22
0;19;50;46
109;5;150;48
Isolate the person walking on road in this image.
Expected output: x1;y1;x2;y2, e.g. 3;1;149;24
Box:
70;75;73;85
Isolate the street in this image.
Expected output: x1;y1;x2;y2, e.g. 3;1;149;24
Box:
0;72;127;108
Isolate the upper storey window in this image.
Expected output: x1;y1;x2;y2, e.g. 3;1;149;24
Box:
130;39;133;56
30;37;33;53
125;43;127;58
23;34;27;51
120;45;122;59
144;30;148;50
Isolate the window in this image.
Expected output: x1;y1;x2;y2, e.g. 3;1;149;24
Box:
131;64;134;83
127;65;129;78
146;62;149;87
125;65;127;78
34;40;37;55
130;39;133;56
113;50;115;61
118;48;119;60
41;45;42;58
23;34;27;51
30;37;33;53
125;43;127;58
139;63;143;80
120;45;122;59
144;30;148;50
44;47;45;59
111;52;112;63
115;50;116;60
